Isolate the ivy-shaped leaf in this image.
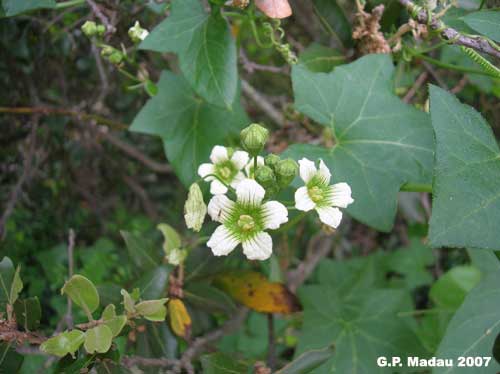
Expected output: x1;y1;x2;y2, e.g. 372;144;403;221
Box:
140;0;237;108
462;11;500;43
1;0;55;17
286;54;434;231
130;71;248;186
295;286;428;373
429;85;500;250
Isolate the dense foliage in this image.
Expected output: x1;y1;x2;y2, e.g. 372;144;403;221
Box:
1;0;499;373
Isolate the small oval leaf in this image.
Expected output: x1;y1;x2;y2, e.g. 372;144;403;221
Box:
61;275;100;314
84;325;113;354
101;304;127;337
40;330;85;358
136;298;168;322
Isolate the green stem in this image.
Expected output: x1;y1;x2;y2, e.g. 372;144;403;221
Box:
400;183;432;193
118;68;141;83
55;0;85;9
253;156;258;178
222;11;246;19
412;52;499;78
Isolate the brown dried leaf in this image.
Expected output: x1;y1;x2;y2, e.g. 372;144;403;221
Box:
214;271;301;314
255;0;292;19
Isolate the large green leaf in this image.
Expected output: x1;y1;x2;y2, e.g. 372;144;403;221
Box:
0;343;23;372
434;272;500;373
2;0;55;16
140;0;237;108
130;71;248;186
429;266;481;310
429;85;500;250
14;297;41;331
296;286;427;373
286;54;434;231
312;0;352;47
120;230;159;272
462;11;500;43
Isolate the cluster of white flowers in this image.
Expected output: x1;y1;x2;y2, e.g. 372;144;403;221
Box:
194;145;354;261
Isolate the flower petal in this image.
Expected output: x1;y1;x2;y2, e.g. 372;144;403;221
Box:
318;159;331;184
207;225;239;256
198;163;215;179
316;206;343;229
236;179;265;205
295;186;315;211
230;171;245;188
299;158;317;183
210;146;229;163
210;180;228;195
262;201;288;229
242;232;272;260
328;183;354;208
231;151;250;170
208;195;235;222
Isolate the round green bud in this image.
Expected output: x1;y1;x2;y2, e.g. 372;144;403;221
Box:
275;158;298;187
264;154;280;170
108;51;124;64
240;123;269;156
96;25;106;36
81;21;98;37
100;45;114;56
255;165;276;188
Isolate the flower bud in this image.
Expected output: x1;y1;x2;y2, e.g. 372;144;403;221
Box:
184;183;207;232
81;21;98;37
255;165;276;189
275;158;298;187
128;21;149;43
108;51;124;64
240;123;269;156
96;25;105;36
264;153;280;170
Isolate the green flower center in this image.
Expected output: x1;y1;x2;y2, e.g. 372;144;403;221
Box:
308;186;324;203
237;214;255;231
215;161;237;183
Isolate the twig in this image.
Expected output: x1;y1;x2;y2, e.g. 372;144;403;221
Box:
240;50;289;75
403;71;428;103
286;233;334;293
451;76;468;94
122;175;159;220
121;356;179;369
421;61;448;88
399;0;500;59
0;121;39;240
241;80;285;127
91;43;110;107
65;229;75;329
177;307;249;373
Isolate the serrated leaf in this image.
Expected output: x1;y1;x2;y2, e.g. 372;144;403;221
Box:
276;345;335;374
434;272;500;373
84;325;113;354
296;286;427;373
168;298;192;340
429;85;500;250
136;298;168;322
214;270;300;314
61;275;100;315
285;55;434;231
462;10;500;42
255;0;292;19
130;71;248;186
14;297;41;331
2;0;55;16
140;0;237;108
101;304;127;337
200;352;250;374
429;265;481;310
40;330;85;357
312;0;352;46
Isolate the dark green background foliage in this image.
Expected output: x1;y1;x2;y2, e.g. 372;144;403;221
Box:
0;0;499;373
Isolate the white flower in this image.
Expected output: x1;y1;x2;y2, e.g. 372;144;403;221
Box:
128;21;149;42
198;146;250;195
244;156;264;178
206;179;288;261
294;158;354;229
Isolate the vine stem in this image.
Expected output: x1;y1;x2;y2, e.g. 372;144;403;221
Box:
55;0;85;9
400;183;432;193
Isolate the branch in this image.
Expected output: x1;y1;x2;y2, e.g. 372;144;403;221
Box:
121;356;179;369
241;80;286;127
399;0;500;59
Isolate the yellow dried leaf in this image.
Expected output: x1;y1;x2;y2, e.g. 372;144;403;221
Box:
255;0;292;19
168;298;192;340
214;271;300;314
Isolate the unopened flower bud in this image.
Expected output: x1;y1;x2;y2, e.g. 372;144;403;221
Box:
275;158;298;187
240;123;269;156
264;154;280;170
96;25;105;36
255;165;276;189
82;21;98;37
184;183;207;232
128;21;149;43
108;51;124;64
